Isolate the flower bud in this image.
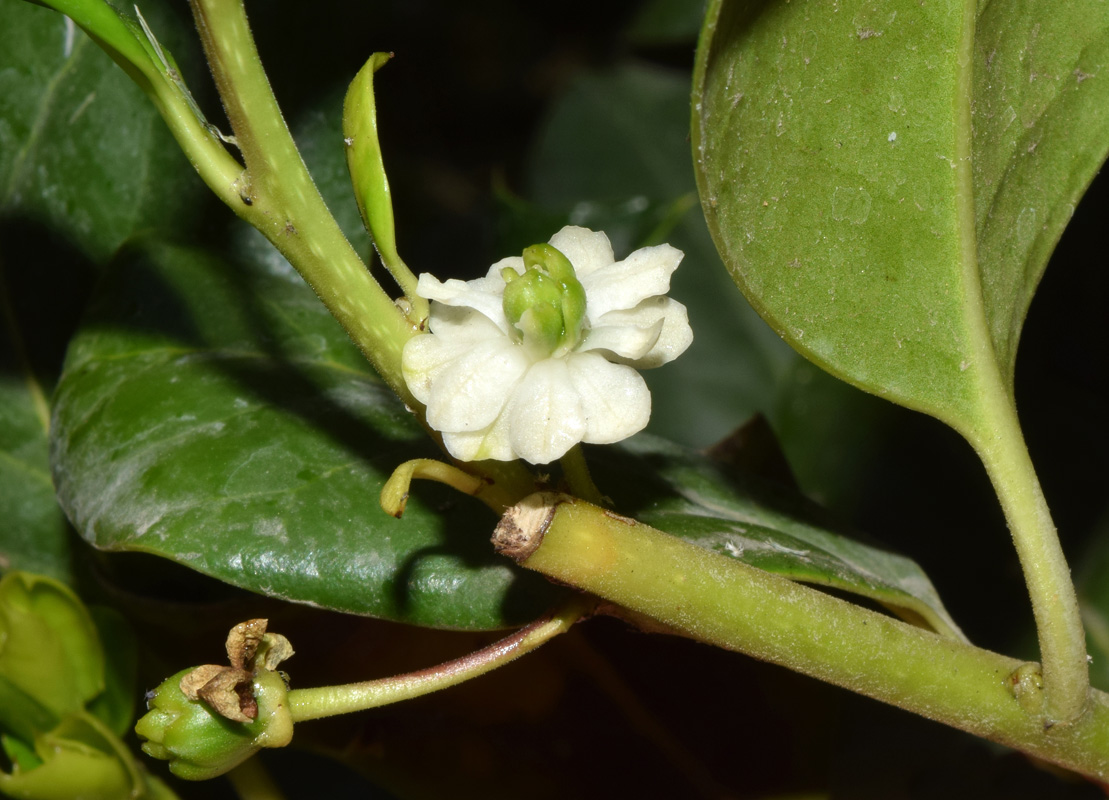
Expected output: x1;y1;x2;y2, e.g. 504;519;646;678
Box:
0;572;104;741
135;667;292;780
0;711;145;800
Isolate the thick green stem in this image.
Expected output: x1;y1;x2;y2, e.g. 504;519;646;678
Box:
493;494;1109;780
286;600;587;723
187;0;418;404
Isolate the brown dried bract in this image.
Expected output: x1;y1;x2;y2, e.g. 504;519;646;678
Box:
177;618;295;724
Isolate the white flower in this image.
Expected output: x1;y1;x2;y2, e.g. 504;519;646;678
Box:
401;226;693;465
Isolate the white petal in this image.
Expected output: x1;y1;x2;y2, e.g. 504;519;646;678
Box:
507;359;586;464
566;352;650;443
591;296;693;368
424;338;529;433
548;226;615;278
580;243;683;319
416;273;507;331
441;409;517;462
427;304;505;341
402;331;482;405
579;317;663;361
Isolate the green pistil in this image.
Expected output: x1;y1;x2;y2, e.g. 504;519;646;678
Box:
502;244;588;357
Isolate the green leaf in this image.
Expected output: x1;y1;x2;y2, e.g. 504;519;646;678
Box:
692;0;1109;437
50;239;559;630
593;435;965;640
0;2;204;581
0;328;70;580
0;1;201;262
84;607;136;738
625;0;705;47
973;3;1109;386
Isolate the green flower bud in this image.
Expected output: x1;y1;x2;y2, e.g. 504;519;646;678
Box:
135;667;292;780
0;572;104;741
502;243;588;357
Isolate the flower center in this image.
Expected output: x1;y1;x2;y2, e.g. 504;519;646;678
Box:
501;243;587;358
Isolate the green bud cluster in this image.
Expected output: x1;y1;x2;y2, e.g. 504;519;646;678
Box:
0;572;168;799
502;243;587;358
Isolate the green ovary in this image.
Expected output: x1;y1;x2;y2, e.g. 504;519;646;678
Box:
502;243;587;358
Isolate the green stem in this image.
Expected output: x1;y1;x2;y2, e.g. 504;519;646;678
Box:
968;395;1089;726
948;0;1087;726
286;600;588;722
187;0;418;404
559;445;605;506
493;494;1109;780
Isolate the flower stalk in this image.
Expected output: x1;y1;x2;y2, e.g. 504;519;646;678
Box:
286;599;589;723
380;458;521;517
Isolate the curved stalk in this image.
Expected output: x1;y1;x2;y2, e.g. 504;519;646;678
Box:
948;1;1088;724
966;391;1089;726
287;600;589;722
494;494;1109;780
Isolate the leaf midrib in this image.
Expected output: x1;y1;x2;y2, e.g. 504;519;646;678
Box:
953;0;1013;439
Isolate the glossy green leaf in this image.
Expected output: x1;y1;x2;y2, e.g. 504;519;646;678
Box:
693;0;1109;437
0;1;205;580
594;435;965;640
50;239;559;630
0;1;200;262
0;339;69;580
